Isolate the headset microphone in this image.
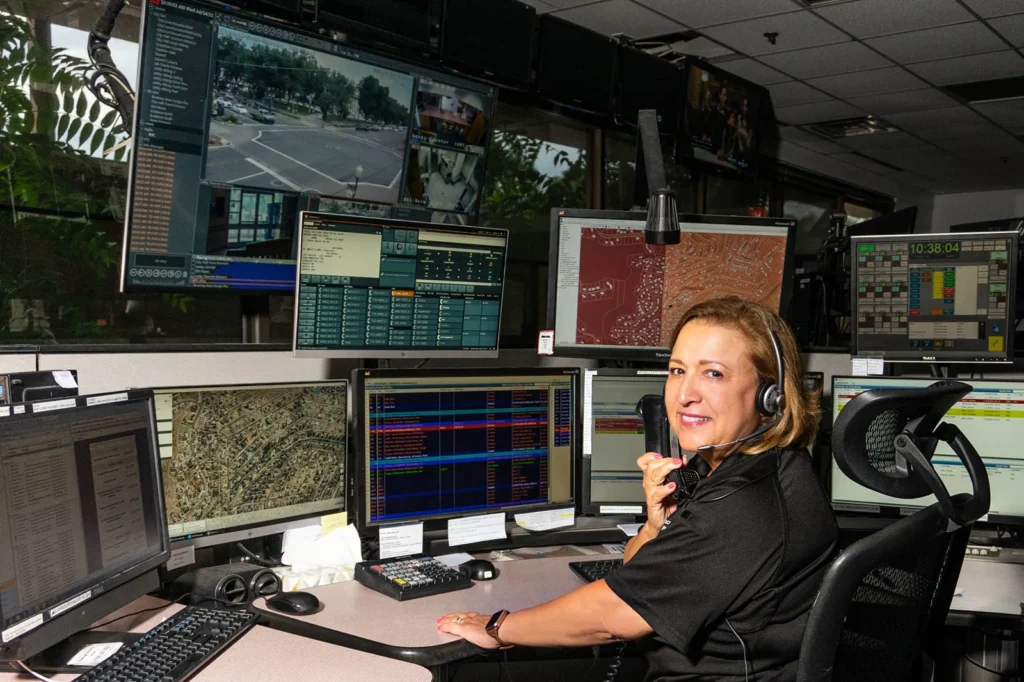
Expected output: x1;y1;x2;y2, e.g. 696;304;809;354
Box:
696;418;779;452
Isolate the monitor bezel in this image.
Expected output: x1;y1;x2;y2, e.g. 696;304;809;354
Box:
148;379;349;549
350;366;582;534
0;390;171;662
829;375;1024;527
579;368;672;517
119;0;499;295
293;212;509;359
677;56;769;181
546;208;797;361
849;230;1018;364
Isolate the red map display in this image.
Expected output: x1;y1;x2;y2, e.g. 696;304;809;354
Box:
576;227;787;347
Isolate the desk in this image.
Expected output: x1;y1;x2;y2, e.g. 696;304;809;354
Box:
947;558;1024;628
0;598;431;682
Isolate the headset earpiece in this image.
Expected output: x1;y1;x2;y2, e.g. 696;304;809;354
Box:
754;328;786;417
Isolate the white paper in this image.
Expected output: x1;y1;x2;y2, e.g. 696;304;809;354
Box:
537;330;554;355
52;370;78;389
86;392;128;407
379;523;424;559
281;523;322;554
603;543;626;554
0;406;9;417
515;507;574;531
435;552;475;568
12;405;25;414
583;369;597;455
867;358;884;375
954;587;964;597
32;398;76;413
68;642;122;667
600;505;642;515
852;358;869;376
282;524;363;570
166;546;195;571
448;512;507;547
617;523;643;537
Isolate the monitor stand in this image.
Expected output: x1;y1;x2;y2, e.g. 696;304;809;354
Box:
0;631;144;675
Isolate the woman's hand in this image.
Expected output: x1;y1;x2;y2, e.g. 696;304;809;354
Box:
636;452;686;535
436;612;500;649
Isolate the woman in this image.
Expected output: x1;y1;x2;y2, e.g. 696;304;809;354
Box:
437;296;838;681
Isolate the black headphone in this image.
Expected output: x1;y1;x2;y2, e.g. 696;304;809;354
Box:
755;328;785;417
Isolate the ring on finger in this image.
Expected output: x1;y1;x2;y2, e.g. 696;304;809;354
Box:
453;616;463;624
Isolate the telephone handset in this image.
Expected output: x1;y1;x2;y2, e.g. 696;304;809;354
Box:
636;395;701;502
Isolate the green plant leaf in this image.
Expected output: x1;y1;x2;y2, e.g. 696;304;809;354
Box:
76;92;87;118
57;113;70;139
89;129;104;155
100;110;117;128
67;118;82;140
114;145;127;162
80;122;94;146
61;89;73;114
88;99;100;123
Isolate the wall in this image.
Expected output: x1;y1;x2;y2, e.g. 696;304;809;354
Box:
931;189;1024;232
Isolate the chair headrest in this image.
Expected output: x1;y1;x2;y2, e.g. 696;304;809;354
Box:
832;380;990;527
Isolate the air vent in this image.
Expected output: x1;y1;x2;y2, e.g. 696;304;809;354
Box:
634;30;734;61
943;76;1024;104
216;575;248;605
804;116;899;139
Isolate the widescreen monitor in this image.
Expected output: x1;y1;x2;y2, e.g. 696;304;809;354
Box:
121;0;496;293
846;206;918;238
850;231;1017;363
0;392;169;663
154;381;348;548
681;58;766;176
832;376;1024;525
535;15;617;115
352;368;579;530
582;369;669;516
294;212;508;358
549;209;795;360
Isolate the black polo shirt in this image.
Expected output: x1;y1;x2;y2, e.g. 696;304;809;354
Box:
605;448;838;682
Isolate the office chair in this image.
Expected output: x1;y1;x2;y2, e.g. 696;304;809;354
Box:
797;380;991;682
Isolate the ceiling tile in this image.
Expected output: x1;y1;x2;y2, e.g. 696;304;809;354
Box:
908;50;1024;85
830;152;906;176
865;22;1006;64
972;99;1024;119
1002;119;1024;134
935;136;1024;155
711;58;792;85
884;107;987;131
791;137;850;154
519;0;557;11
915;122;1017;142
805;66;928;98
536;0;601;8
667;36;736;59
760;41;891;79
551;0;682;37
815;0;974;39
847;88;958;115
768;81;833;107
989;14;1024;47
836;130;920;151
632;0;800;28
773;99;862;125
701;11;849;56
960;0;1024;18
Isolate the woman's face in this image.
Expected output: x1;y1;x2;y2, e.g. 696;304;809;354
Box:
664;321;763;453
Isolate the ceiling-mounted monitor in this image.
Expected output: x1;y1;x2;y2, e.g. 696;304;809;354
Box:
441;0;536;89
548;209;795;360
121;0;496;293
535;15;617;115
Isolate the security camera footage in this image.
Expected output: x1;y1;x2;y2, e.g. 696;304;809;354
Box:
122;0;496;293
685;65;761;173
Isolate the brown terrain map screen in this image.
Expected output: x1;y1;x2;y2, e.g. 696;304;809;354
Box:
562;219;789;350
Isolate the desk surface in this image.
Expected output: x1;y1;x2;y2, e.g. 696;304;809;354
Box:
0;598;431;682
253;555;590;649
950;558;1024;620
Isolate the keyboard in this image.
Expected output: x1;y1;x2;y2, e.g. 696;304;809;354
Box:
569;559;623;583
79;605;256;682
355;555;473;601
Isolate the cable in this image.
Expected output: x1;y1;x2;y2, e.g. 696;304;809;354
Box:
726;618;750;682
11;661;58;682
604;641;627;681
963;652;1018;679
414;359;430;369
235;541;282;567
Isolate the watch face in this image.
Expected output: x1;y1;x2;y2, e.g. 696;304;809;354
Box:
486;610;506;630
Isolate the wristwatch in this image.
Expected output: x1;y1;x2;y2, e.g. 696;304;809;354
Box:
485;609;514;649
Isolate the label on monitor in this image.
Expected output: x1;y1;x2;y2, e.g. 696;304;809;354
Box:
32;398;77;413
832;503;880;514
49;590;92;619
600;505;643;515
86;392;129;407
537;330;554;355
0;406;8;417
13;405;25;414
1;613;43;643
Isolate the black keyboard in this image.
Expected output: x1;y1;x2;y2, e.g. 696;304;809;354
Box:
355;555;473;601
79;605;256;682
569;559;623;583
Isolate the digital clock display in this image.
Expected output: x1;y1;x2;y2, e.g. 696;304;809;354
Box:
908;240;961;260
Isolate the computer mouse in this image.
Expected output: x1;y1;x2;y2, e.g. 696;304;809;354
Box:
265;591;324;615
458;559;498;581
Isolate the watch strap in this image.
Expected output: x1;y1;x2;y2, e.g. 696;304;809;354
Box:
486;609;514;649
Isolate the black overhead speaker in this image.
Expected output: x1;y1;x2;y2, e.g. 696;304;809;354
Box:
638;109;679;245
536;14;617;114
167;564;281;607
442;0;535;88
617;46;684;135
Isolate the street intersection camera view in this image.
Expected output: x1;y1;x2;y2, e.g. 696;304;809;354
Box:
121;0;496;292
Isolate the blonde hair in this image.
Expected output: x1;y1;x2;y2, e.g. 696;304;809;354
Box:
670;295;819;453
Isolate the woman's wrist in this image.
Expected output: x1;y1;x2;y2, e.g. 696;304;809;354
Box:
641;520;662;540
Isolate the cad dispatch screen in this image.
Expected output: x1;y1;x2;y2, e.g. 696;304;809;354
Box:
295;213;507;355
832;376;1024;518
852;233;1015;361
362;373;576;524
553;213;792;355
123;0;496;292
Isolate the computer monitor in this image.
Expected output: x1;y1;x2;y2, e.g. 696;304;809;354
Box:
154;380;348;548
352;367;579;529
0;391;169;663
549;209;796;360
294;212;508;358
850;231;1018;363
121;0;496;293
582;369;669;516
831;376;1024;525
846;206;918;238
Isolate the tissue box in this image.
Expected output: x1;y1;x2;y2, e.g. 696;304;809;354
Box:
272;564;355;591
